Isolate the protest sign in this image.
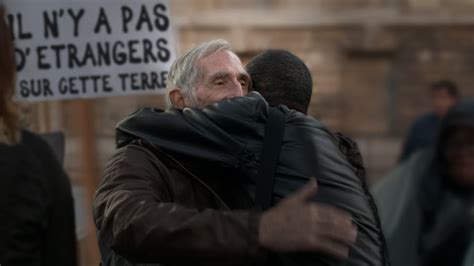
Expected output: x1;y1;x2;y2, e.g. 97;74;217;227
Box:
3;0;175;101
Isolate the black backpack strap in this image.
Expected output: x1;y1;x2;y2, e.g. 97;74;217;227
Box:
255;107;286;210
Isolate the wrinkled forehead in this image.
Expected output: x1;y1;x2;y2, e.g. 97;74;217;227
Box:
226;50;242;62
198;50;244;71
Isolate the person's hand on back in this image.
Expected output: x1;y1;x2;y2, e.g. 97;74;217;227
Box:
258;179;357;258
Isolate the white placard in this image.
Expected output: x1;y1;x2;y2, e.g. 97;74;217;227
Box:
3;0;175;102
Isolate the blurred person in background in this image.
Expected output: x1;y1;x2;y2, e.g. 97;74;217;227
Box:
400;80;460;161
0;5;77;265
373;99;474;266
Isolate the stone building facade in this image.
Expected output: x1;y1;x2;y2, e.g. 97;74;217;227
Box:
34;0;472;184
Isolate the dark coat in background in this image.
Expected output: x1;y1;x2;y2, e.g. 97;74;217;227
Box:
399;113;441;162
0;130;77;266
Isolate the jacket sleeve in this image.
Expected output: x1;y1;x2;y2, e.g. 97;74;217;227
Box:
93;143;263;264
371;152;425;266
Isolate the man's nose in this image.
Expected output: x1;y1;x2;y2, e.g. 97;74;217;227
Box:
227;79;244;97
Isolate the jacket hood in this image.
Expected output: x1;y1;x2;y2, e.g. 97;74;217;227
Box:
434;99;474;167
438;99;474;145
416;99;474;261
419;99;474;215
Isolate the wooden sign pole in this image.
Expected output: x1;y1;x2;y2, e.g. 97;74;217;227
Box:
75;99;101;265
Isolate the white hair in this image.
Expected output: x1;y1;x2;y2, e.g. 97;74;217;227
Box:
165;39;232;108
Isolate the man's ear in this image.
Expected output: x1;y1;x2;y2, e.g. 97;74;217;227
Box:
169;89;186;109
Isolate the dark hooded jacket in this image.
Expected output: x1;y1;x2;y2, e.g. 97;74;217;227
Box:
373;99;474;266
110;92;387;266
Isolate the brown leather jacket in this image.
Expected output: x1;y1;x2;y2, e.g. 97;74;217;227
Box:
93;140;263;265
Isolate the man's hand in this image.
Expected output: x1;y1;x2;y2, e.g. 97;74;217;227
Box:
258;179;357;258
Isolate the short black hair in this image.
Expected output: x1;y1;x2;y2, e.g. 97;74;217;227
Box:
430;80;460;97
245;50;312;114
